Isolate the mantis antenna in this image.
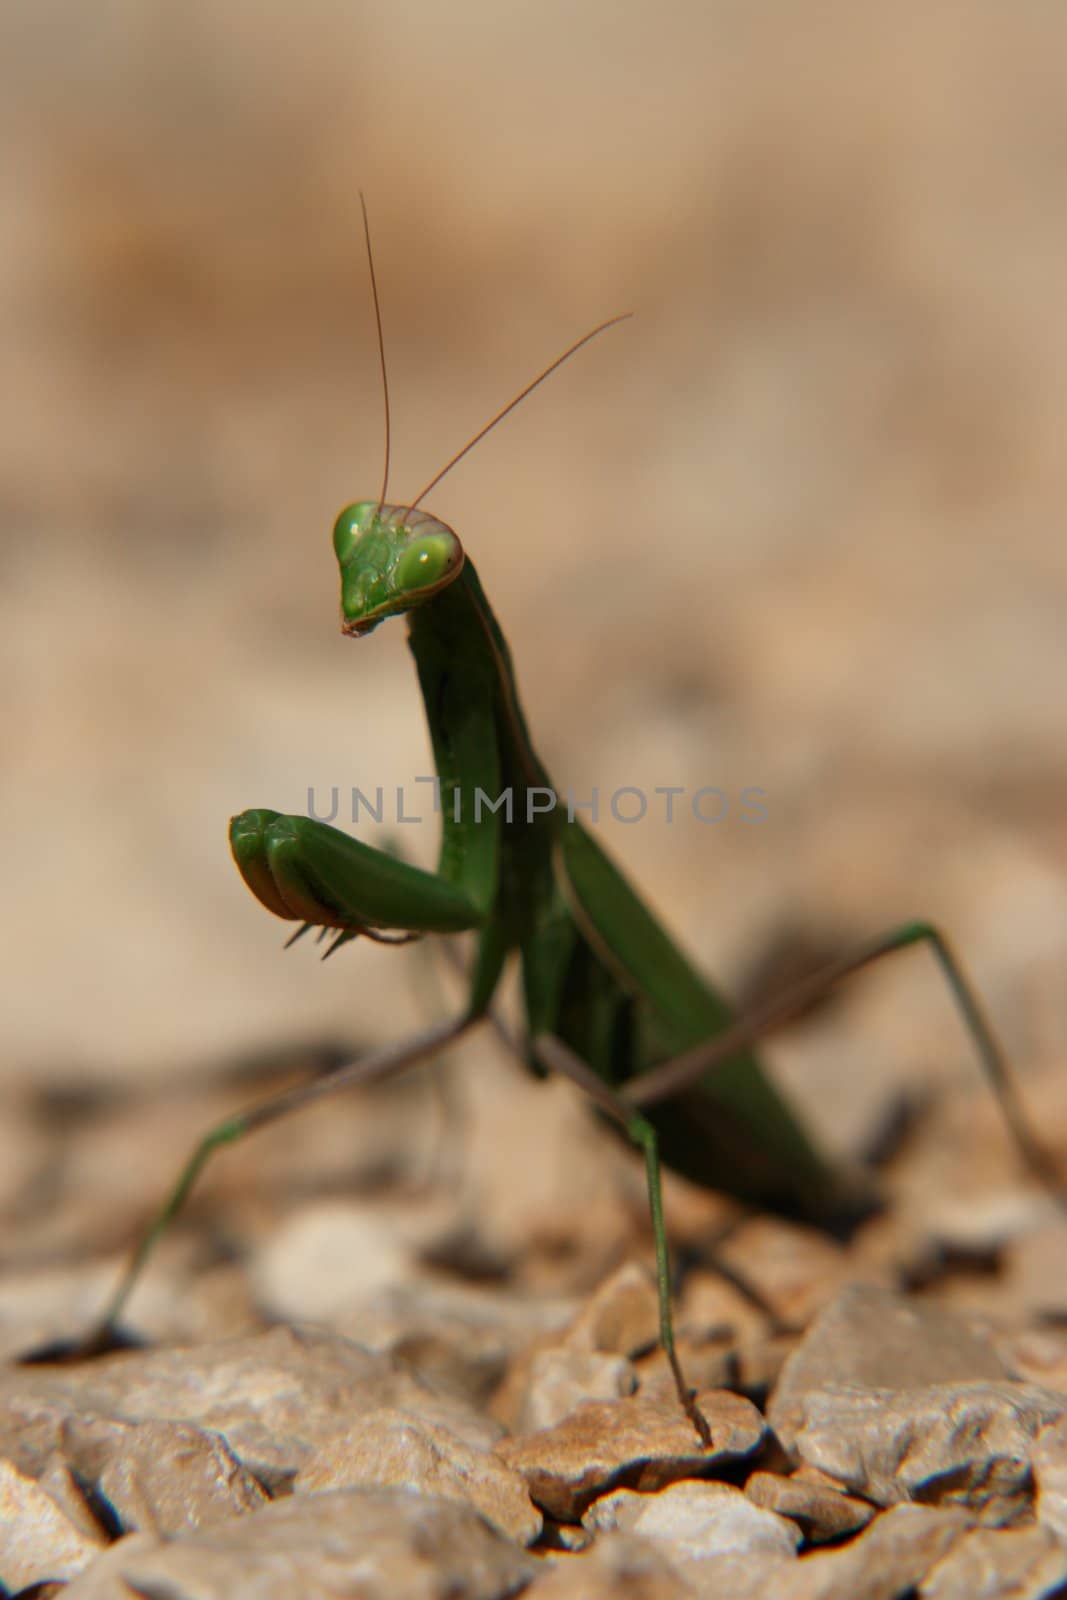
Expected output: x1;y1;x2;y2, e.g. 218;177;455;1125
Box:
358;199;631;513
410;312;633;510
360;193;392;513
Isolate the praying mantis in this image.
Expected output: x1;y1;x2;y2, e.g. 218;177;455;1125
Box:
89;209;1060;1443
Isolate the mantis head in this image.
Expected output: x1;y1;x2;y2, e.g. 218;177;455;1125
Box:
332;502;465;637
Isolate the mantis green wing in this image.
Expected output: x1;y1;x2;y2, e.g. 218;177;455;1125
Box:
551;820;851;1217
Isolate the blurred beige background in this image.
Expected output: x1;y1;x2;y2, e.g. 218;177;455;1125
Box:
4;0;1067;1154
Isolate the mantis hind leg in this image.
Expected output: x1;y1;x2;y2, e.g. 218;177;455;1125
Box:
625;919;1064;1203
69;1013;483;1355
530;918;1065;1442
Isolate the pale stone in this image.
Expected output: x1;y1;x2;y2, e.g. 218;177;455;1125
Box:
497;1388;765;1520
250;1200;415;1320
919;1523;1067;1599
515;1347;638;1433
0;1456;106;1590
36;1456;111;1542
1032;1412;1067;1543
60;1485;537;1600
793;1380;1066;1525
745;1467;875;1543
294;1406;541;1544
93;1417;269;1533
335;1277;574;1409
538;1519;593;1552
675;1267;770;1346
529;1531;694;1598
583;1479;801;1570
1000;1217;1067;1324
771;1504;972;1600
631;1340;738;1408
0;1406;267;1535
769;1284;1008;1448
713;1216;883;1331
0;1325;500;1490
564;1261;662;1357
997;1326;1067;1394
732;1333;801;1399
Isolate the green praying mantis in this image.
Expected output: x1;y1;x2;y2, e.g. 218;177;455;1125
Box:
89;209;1061;1443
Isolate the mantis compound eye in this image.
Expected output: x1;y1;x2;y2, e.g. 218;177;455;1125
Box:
332;502;375;565
395;533;459;595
